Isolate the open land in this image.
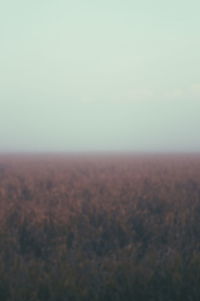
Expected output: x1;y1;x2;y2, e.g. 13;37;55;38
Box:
0;153;200;301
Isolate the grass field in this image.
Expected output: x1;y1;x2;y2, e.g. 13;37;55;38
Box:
0;153;200;301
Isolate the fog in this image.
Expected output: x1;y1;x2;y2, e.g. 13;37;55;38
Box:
1;0;200;152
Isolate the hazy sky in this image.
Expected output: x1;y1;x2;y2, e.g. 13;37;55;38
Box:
1;0;200;152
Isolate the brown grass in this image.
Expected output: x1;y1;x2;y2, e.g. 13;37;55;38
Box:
0;153;200;300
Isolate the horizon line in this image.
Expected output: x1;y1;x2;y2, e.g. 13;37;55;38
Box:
0;150;200;156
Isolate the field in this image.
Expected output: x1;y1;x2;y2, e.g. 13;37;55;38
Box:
0;153;200;301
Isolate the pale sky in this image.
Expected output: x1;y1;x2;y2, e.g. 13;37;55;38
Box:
1;0;200;152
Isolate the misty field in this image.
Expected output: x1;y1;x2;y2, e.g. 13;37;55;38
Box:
0;154;200;301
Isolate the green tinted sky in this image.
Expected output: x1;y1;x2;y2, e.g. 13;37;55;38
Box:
1;0;200;152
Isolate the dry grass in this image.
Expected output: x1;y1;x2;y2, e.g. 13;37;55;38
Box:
0;153;200;300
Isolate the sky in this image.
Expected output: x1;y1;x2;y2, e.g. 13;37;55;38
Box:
1;0;200;152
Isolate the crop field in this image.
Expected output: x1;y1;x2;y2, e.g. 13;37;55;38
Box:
0;153;200;301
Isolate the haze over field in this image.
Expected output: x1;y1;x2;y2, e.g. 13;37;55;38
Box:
1;0;200;152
